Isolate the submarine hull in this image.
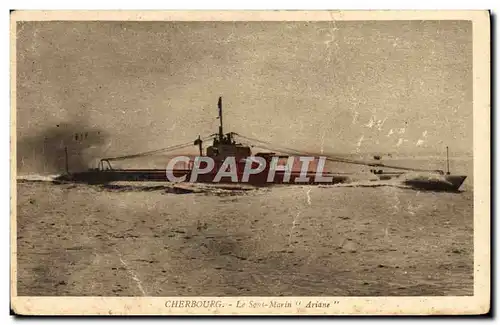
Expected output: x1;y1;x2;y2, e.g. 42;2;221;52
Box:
55;169;351;186
402;175;467;192
55;169;467;191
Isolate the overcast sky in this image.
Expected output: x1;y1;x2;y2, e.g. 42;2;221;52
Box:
17;20;472;162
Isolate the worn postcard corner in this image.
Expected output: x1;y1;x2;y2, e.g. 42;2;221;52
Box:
10;10;490;316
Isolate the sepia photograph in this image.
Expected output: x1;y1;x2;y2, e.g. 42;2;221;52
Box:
10;10;490;315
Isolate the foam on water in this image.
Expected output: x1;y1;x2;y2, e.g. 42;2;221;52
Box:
320;171;456;191
17;174;61;182
321;178;413;190
400;172;452;184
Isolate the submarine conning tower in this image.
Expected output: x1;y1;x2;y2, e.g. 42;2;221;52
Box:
205;96;252;161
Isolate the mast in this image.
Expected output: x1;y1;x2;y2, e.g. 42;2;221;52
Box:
217;96;223;142
64;146;69;174
446;146;450;175
195;135;203;156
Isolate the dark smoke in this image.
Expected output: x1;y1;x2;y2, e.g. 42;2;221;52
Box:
17;121;110;175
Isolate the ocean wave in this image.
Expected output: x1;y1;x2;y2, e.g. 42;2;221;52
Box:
17;174;61;182
320;178;413;190
319;171;461;191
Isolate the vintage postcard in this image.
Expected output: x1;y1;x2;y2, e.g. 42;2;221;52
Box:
10;10;490;315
